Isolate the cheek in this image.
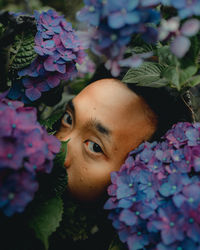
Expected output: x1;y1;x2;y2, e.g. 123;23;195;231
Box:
67;161;116;201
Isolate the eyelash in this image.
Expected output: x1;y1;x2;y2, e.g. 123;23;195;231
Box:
62;111;73;127
84;140;103;155
62;111;104;156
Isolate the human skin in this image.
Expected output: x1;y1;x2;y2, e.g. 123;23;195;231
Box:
55;78;157;202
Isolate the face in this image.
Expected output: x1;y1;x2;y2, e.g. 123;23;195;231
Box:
55;79;156;202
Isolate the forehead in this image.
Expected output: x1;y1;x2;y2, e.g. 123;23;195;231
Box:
73;79;148;137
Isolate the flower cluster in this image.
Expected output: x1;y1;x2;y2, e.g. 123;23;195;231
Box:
0;96;61;216
76;0;200;76
171;0;200;19
104;122;200;250
9;10;85;102
76;0;161;76
159;16;200;58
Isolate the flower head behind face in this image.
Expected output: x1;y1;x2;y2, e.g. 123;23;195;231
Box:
104;122;200;249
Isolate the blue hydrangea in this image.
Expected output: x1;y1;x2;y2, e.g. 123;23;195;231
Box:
104;122;200;249
0;169;38;216
171;0;200;19
76;0;160;76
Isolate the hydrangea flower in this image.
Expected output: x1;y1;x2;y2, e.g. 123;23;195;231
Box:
149;201;185;245
0;169;38;216
9;10;85;102
104;122;200;249
159;16;200;58
171;0;200;19
76;0;161;76
76;0;103;27
0;97;61;216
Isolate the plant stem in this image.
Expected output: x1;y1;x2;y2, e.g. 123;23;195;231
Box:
181;90;196;123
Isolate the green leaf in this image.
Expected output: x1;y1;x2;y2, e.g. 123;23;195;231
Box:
187;75;200;88
162;66;182;90
122;61;167;88
29;197;63;250
157;45;179;67
9;30;36;71
51;141;68;197
39;110;64;132
180;35;200;67
161;65;198;91
108;234;127;250
130;43;154;54
53;140;69;168
179;65;197;87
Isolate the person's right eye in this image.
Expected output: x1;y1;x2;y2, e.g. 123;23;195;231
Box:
62;111;73;127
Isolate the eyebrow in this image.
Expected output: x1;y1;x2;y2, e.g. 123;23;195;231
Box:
66;99;111;138
86;119;111;138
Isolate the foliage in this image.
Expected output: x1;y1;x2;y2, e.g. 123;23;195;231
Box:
1;0;200;250
9;30;37;70
29;196;63;250
123;45;200;92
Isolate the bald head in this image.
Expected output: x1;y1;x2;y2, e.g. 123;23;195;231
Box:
56;78;157;201
82;78;157;146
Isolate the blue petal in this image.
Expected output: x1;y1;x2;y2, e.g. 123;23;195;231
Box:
161;229;176;245
25;87;41;101
118;198;133;208
173;194;185;208
125;11;140;24
172;0;185;8
117;184;135;199
159;182;172;197
8;82;22;99
52;26;62;34
126;0;139;11
44;40;55;48
119;209;137;226
108;12;125;29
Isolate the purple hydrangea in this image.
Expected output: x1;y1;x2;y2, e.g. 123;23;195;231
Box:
9;10;85;102
0;169;38;216
159;16;200;58
76;0;160;76
0;97;61;216
104;122;200;249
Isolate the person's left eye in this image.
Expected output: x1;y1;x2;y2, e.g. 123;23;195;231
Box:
85;140;103;154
